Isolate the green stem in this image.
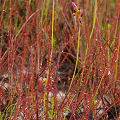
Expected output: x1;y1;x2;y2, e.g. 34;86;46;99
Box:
42;0;54;119
63;22;80;120
80;0;97;87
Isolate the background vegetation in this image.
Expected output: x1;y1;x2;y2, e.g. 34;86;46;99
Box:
0;0;120;119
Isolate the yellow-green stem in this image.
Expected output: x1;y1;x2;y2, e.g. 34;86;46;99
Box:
42;0;54;119
80;0;97;87
114;26;120;82
68;22;80;93
63;21;80;120
111;18;118;47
